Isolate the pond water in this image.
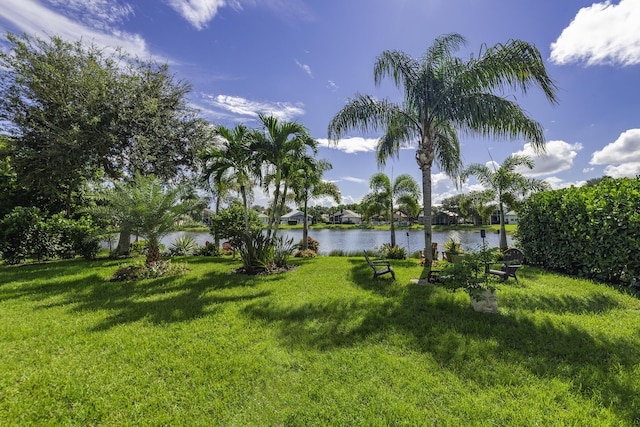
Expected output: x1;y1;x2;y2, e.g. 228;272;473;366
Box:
141;228;512;255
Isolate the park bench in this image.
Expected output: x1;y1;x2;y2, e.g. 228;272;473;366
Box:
364;250;395;280
486;248;524;281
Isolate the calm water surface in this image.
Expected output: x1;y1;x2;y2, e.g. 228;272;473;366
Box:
156;228;512;255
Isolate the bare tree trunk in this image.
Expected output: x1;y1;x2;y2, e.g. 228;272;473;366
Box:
116;224;131;256
499;202;508;251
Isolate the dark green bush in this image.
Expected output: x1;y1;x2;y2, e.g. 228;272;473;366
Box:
518;177;640;285
0;208;100;263
0;207;44;264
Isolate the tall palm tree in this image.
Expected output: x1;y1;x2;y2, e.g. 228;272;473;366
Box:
253;114;317;239
290;158;341;250
328;33;558;263
462;154;551;250
365;173;421;247
200;124;259;239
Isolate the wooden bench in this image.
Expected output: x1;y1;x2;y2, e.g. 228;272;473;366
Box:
486;248;523;281
364;250;395;280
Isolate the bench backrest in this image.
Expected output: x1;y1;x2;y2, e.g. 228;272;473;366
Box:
363;250;374;267
503;248;524;264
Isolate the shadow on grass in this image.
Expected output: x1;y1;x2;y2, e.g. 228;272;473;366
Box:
0;257;270;331
243;258;640;424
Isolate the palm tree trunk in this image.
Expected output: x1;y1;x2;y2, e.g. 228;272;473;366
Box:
146;238;161;264
272;182;288;238
499;202;508;251
266;175;281;240
302;196;309;251
214;194;221;248
241;185;250;236
421;165;433;265
390;205;396;247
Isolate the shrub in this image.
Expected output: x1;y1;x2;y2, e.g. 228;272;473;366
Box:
518;177;640;285
273;235;296;268
297;236;319;253
294;249;317;258
169;235;197;256
196;241;220;256
129;240;147;255
110;260;189;281
0;207;44;264
0;208;100;263
377;243;407;260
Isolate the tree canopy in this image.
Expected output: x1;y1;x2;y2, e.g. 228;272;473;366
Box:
0;33;208;216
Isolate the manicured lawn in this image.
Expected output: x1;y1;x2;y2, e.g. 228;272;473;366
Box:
1;256;639;425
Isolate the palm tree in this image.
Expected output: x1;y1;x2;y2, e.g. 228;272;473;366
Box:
460;190;497;225
94;174;194;264
462;154;551;250
290;158;341;250
328;33;558;263
253;114;317;239
365;173;421;247
200;124;259;239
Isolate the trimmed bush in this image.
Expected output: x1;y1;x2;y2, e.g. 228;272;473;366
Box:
518;177;640;286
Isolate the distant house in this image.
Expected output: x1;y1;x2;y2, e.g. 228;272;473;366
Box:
490;210;519;224
281;210;312;225
257;212;269;224
429;209;459;225
329;209;362;224
504;210;519;224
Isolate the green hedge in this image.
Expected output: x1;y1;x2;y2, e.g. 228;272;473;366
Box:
517;177;640;286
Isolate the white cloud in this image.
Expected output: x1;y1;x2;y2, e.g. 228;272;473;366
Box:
199;93;305;122
590;128;640;164
590;129;640;178
165;0;227;30
543;177;587;190
340;176;368;184
550;0;640;66
317;137;379;154
295;60;313;78
327;80;338;91
0;0;151;58
45;0;134;29
602;163;640;178
514;140;583;177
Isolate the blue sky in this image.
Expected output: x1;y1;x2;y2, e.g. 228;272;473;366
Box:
1;0;639;207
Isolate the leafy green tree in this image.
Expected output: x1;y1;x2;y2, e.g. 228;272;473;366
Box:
328;33;558;262
460;190;497;225
462;155;550;249
364;173;421;247
209;202;264;248
92;174;194;264
253;114;317;239
290;158;341;250
0;33;208;217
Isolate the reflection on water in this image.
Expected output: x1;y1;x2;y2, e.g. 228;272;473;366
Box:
158;228;512;255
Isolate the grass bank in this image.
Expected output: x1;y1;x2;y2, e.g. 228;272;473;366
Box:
1;256;639;425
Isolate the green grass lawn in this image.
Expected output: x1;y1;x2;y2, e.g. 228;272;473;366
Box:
1;256;639;426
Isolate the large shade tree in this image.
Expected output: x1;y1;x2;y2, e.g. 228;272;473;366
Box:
0;33;208;218
462;154;551;250
328;33;558;263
